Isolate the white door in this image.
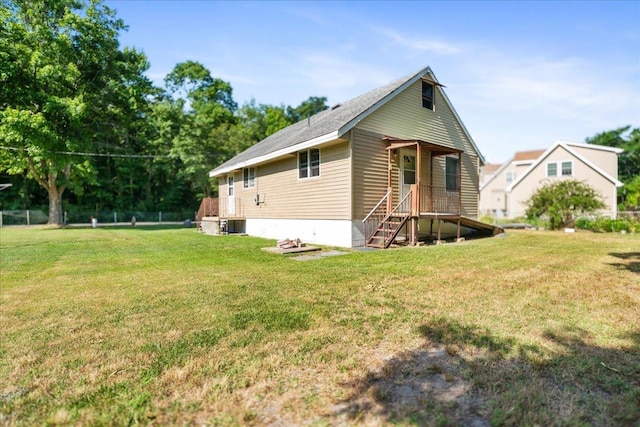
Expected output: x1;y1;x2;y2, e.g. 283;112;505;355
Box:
227;175;235;216
400;151;416;201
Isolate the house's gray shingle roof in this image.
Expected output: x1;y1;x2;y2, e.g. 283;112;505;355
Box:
209;67;430;176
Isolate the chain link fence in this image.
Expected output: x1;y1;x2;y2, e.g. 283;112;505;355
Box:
0;210;196;227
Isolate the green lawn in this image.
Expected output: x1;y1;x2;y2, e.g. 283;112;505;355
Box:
1;226;638;426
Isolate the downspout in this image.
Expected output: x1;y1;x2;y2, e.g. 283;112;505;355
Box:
430;153;434;235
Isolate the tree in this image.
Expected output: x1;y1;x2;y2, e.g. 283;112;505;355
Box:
585;126;640;209
525;180;606;229
160;61;238;198
236;100;290;144
286;96;329;123
0;0;152;224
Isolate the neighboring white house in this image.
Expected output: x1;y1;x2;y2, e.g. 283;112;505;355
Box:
480;141;623;218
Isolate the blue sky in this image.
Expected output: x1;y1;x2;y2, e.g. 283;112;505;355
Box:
106;0;640;164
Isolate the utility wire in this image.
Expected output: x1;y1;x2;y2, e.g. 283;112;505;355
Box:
0;145;173;159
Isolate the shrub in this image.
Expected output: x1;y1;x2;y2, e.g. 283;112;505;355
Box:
525;180;606;230
574;216;638;233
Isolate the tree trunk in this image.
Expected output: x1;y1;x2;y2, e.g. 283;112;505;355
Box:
48;185;63;225
46;170;67;225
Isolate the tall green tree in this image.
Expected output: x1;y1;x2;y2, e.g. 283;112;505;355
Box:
236;100;290;144
0;0;153;224
585;126;640;209
162;61;237;198
286;96;328;123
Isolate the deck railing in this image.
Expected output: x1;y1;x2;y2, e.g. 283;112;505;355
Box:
419;185;460;215
196;197;219;222
218;197;244;218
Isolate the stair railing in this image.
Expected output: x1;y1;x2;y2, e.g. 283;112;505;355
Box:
380;190;413;247
389;190;412;218
363;189;391;242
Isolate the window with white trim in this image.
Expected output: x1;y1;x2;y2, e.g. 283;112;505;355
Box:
243;167;255;188
298;148;320;179
547;161;572;177
445;157;459;191
506;171;515;184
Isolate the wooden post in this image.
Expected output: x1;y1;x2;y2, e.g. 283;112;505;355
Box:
410;183;418;246
429;153;434;212
411;217;416;246
387;148;393;214
416;143;421;214
458;152;462;216
410;184;418;216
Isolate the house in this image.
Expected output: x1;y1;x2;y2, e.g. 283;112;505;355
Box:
479;163;501;187
480;141;623;218
207;67;500;248
479;150;545;217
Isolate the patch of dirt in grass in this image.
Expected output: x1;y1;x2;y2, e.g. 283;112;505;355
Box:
329;344;491;426
233;341;491;426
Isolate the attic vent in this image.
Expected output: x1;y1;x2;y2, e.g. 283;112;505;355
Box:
330;103;341;110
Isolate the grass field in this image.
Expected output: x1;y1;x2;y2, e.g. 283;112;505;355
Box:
1;226;638;426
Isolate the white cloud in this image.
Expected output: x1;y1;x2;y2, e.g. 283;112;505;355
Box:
442;46;640;163
374;27;461;55
297;54;393;91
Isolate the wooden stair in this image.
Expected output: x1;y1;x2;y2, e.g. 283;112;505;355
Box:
366;213;411;248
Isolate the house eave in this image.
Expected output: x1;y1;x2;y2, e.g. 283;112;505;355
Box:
561;140;624;154
209;130;341;177
479;157;513;191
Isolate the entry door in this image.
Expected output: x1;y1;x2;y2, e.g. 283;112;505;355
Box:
227;175;235;216
400;151;416;202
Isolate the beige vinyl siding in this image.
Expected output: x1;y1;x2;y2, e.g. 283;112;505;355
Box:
222;140;351;220
460;153;479;216
567;145;619;178
358;80;472;153
356;79;480;217
352;129;389;219
352;129;445;219
515;162;534;175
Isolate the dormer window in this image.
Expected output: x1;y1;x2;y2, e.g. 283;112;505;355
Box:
422;81;434;110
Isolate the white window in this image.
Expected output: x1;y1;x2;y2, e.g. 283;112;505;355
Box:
445;157;459;191
506;171;515;183
227;176;234;196
403;155;416;185
298;148;320;179
547;161;572;177
243;167;255;188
